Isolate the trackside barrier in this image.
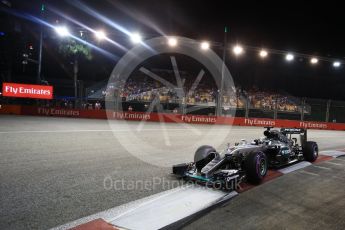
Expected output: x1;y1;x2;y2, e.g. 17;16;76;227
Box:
3;105;345;131
0;105;22;115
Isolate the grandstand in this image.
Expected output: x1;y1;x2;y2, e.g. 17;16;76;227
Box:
85;68;311;118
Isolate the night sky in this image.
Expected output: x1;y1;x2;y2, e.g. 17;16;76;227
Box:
1;0;345;99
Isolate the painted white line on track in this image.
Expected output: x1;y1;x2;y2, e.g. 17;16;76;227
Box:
0;130;114;134
278;161;312;174
320;150;345;157
50;186;194;230
299;170;319;177
323;161;343;166
0;128;234;134
312;165;332;170
109;184;190;222
333;157;345;162
51;185;237;230
109;186;236;230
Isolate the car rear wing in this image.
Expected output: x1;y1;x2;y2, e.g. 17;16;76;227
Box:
280;128;306;134
280;128;307;144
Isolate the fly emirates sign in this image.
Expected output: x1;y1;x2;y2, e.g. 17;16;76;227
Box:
2;83;53;99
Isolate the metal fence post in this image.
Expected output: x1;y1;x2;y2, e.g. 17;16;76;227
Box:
325;99;331;122
274;97;278;119
245;96;249;118
182;97;186;115
301;98;306;121
216;90;222;116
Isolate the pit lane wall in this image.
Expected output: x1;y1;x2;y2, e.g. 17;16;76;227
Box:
1;105;345;131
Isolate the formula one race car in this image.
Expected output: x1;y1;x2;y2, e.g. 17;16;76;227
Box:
173;127;318;189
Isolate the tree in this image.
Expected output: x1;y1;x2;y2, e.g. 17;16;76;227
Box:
59;38;92;108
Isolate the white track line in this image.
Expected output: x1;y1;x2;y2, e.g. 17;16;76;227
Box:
51;185;236;230
0;130;114;134
278;161;312;174
299;170;319;177
323;161;343;166
312;165;332;170
279;150;345;174
109;187;235;230
50;186;194;230
320;150;345;157
333;157;345;162
108;185;192;222
0;128;229;134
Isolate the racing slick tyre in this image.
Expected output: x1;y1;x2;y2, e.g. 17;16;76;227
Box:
194;145;217;172
244;151;268;184
303;141;318;162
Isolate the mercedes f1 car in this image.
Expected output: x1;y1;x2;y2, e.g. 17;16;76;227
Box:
173;127;318;189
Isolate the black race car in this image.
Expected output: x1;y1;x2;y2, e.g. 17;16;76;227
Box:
172;127;318;189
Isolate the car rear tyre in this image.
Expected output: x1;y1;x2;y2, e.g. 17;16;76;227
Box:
303;141;318;162
244;151;267;184
194;145;217;172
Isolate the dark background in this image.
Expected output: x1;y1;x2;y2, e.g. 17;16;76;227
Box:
1;0;344;100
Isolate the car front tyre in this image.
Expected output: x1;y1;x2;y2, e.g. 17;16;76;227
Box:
194;145;217;172
244;151;268;184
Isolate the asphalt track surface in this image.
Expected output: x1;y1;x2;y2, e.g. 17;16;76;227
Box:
1;115;345;229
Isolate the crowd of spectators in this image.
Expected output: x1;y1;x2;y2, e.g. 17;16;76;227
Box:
88;71;303;113
245;87;300;112
103;84;301;113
